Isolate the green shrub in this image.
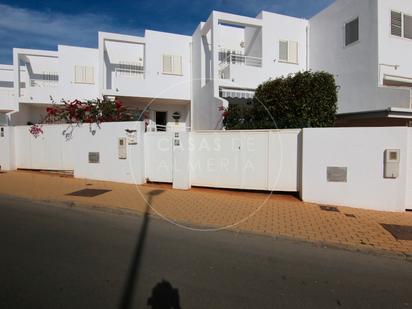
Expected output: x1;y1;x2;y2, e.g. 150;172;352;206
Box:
224;71;338;129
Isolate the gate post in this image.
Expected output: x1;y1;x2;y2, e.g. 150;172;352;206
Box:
172;131;191;190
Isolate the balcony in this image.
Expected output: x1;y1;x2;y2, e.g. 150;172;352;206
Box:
19;73;59;103
218;54;262;88
29;74;59;88
114;61;145;79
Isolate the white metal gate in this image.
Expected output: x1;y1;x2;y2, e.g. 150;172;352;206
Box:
14;125;74;171
144;132;174;183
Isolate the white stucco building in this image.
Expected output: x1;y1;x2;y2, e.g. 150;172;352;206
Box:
1;0;412;129
311;0;412;126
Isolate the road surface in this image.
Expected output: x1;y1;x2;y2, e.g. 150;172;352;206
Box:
0;195;411;308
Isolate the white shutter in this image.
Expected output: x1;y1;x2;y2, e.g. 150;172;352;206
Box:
172;56;182;75
288;41;298;64
404;14;412;39
279;40;288;62
391;11;402;37
163;55;173;74
74;66;95;84
85;67;94;84
74;66;83;83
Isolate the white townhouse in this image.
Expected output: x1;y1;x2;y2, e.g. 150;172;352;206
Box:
0;65;16;125
1;0;412;129
9;46;98;125
311;0;412;126
98;30;192;131
192;11;308;130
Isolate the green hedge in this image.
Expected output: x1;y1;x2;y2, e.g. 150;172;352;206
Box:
224;71;338;129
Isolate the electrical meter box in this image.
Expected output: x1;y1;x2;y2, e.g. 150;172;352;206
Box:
384;149;400;179
118;138;127;159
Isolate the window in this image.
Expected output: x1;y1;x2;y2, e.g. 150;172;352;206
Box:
162;55;182;75
278;40;298;64
74;66;94;84
391;11;402;37
390;10;412;40
345;17;359;46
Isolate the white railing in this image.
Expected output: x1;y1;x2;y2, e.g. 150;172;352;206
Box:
219;54;262;80
115;61;145;79
30;78;58;88
220;54;262;68
0;88;14;96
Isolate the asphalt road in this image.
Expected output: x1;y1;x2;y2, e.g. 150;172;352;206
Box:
0;195;411;309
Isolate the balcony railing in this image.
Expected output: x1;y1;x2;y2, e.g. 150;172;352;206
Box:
30;79;58;88
115;61;145;79
30;73;59;88
220;54;262;68
219;54;262;80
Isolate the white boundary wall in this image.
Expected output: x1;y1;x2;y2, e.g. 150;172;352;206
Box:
301;127;409;212
73;122;145;184
2;124;412;212
0;126;16;171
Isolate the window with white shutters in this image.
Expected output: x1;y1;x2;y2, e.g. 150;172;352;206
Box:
162;55;182;75
278;40;298;64
391;11;402;37
390;10;412;40
74;66;94;84
345;17;359;46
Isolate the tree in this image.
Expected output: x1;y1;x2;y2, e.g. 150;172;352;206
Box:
223;71;338;130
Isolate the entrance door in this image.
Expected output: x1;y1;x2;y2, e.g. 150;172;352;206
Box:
156;111;167;131
144;132;173;183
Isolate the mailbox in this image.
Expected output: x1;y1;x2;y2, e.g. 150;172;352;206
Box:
384;149;400;179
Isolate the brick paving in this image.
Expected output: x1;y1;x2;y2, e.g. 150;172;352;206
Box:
0;170;412;255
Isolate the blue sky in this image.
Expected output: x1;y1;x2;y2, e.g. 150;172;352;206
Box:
0;0;333;64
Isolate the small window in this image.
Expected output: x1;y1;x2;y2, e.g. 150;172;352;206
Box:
74;66;94;84
345;17;359;46
404;14;412;39
162;55;182;75
391;11;402;37
278;40;298;64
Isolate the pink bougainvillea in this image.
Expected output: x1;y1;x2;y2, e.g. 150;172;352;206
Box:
29;124;43;138
29;98;138;137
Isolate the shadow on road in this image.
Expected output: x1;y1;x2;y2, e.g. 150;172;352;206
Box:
119;189;165;309
147;279;181;309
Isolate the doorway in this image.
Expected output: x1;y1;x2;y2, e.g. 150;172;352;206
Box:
156;111;167;131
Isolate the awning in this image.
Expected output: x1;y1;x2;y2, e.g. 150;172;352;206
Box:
25;55;58;74
220;88;255;99
105;40;144;64
383;74;412;87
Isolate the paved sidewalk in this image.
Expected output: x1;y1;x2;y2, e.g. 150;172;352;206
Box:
0;171;411;255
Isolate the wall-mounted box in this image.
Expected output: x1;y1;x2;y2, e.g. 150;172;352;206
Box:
118;138;127;159
125;129;138;145
88;152;100;163
327;167;347;183
384;149;400;179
